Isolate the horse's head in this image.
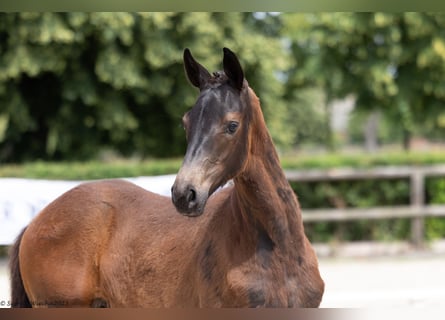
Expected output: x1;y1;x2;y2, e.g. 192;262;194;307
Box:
171;48;251;216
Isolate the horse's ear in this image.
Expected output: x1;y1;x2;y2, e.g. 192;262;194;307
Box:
183;48;211;89
223;47;244;91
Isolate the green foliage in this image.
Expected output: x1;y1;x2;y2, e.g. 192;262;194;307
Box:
293;179;412;242
294;175;445;243
0;245;8;257
425;178;445;240
0;12;291;162
281;87;327;148
282;12;445;149
3;13;445;161
348;109;405;145
282;150;445;242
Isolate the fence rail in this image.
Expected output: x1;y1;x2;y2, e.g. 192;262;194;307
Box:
284;164;445;246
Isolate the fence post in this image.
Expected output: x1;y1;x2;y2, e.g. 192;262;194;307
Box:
410;169;425;247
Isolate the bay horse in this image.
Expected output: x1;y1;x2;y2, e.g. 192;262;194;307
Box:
9;47;324;308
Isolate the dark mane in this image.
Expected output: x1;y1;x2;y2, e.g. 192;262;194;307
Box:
205;71;229;88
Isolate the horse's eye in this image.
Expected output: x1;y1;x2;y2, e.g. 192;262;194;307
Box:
226;121;239;134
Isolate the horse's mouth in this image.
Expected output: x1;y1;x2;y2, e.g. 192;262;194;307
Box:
175;199;207;217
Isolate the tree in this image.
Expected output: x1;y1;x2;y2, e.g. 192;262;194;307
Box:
0;12;289;162
283;13;445;150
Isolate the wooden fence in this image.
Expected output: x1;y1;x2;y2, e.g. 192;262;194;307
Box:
284;164;445;246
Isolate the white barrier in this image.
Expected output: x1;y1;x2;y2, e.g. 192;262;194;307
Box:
0;176;176;245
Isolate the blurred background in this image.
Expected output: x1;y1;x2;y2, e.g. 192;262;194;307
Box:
1;12;445;307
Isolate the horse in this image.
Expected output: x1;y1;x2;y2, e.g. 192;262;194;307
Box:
9;47;324;308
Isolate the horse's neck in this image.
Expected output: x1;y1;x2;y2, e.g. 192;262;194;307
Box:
231;91;305;252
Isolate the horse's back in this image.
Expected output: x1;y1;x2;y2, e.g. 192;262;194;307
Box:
19;179;172;307
21;179;162;248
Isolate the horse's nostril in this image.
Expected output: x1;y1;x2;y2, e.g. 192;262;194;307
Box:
171;183;202;215
187;188;196;203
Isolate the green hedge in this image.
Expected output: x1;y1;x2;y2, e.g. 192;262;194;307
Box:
288;167;445;242
3;150;445;179
283;151;445;243
281;150;445;169
0;158;182;180
425;178;445;240
291;178;410;242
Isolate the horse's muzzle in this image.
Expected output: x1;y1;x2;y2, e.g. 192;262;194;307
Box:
171;183;207;217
